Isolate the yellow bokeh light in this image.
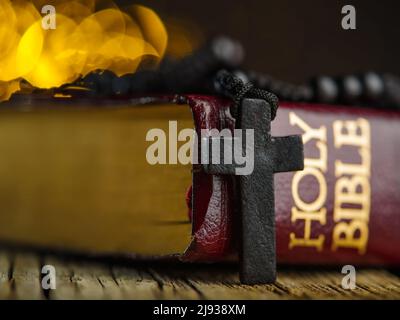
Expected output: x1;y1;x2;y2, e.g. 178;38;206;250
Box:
0;0;168;100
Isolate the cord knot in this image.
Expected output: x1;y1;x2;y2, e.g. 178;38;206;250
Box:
214;70;279;120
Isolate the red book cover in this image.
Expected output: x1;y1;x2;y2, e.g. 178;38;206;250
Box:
181;95;400;266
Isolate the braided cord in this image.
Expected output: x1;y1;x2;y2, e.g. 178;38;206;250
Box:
214;70;279;120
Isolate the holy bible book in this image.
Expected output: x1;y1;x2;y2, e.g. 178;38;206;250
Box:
0;94;399;266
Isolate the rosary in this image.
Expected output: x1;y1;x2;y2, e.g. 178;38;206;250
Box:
57;36;400;111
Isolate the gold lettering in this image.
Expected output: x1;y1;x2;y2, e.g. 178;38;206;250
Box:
305;140;328;172
292;167;327;212
289;207;326;251
289;112;328;251
332;118;371;254
335;147;371;177
334;176;370;222
290;112;328;171
332;220;368;254
333;118;370;148
290;112;327;144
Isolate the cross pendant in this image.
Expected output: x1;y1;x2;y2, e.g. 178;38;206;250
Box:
202;98;304;284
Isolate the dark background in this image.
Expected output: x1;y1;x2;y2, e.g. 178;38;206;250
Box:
123;0;400;84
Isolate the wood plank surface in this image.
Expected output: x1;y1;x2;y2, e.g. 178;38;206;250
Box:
0;249;398;300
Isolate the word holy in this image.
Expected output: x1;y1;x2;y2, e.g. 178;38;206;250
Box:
146;121;255;175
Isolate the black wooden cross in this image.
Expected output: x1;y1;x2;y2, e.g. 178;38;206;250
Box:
202;98;304;284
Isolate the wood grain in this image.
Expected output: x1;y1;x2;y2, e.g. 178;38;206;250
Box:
0;250;398;300
9;253;44;300
0;251;12;299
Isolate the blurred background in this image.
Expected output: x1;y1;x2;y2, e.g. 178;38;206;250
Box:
123;0;400;83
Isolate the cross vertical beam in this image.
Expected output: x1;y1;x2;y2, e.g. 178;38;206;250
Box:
239;98;276;284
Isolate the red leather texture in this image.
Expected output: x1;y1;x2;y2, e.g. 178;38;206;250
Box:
181;95;237;261
181;96;400;266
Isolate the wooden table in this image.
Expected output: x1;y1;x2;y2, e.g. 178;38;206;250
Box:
0;249;399;299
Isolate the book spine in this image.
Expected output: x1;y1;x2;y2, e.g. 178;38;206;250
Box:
183;96;400;265
275;103;400;265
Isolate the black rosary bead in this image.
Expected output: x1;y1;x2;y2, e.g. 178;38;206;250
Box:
340;75;363;104
383;74;400;108
245;71;273;92
211;36;244;67
292;85;313;102
80;72;101;93
96;70;117;96
161;36;244;92
363;72;384;101
311;76;338;104
129;71;161;93
111;74;134;95
233;70;250;84
256;74;272;89
279;82;297;101
80;70;116;96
